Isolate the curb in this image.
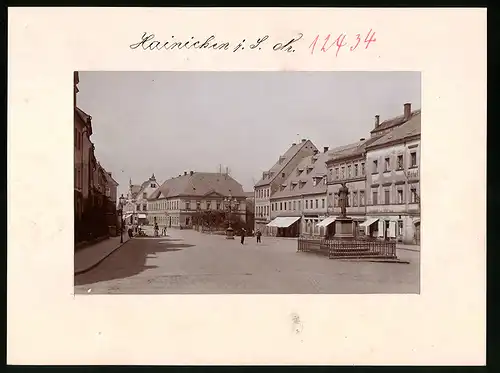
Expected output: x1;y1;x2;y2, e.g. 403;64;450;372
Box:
74;238;133;276
75;235;110;251
335;258;411;264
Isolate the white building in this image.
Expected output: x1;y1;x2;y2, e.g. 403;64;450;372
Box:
364;110;421;244
254;139;318;235
147;171;247;229
123;174;160;225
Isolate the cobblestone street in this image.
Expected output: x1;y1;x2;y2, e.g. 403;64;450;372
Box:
74;230;420;294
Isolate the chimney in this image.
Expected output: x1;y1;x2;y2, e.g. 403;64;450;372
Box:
323;146;329;153
404;103;411;121
190;171;194;176
184;171;187;176
301;138;306;143
360;138;366;141
374;115;380;129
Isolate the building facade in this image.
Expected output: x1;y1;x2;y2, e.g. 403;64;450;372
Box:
364;112;421;244
325;138;384;236
123;174;159;225
254;139;318;235
268;147;331;237
147;171;247;229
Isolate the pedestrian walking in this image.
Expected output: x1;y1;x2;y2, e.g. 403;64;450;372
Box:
256;229;262;243
240;228;246;245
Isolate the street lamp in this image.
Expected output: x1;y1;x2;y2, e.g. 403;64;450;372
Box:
224;196;239;239
118;194;126;243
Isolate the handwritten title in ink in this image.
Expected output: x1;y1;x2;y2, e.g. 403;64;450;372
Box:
129;30;376;56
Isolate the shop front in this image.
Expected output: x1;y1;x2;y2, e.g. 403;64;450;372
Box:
266;216;301;237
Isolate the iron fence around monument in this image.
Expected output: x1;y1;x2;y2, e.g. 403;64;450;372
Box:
297;237;397;259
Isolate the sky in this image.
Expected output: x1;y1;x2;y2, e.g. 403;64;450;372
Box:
77;71;421;197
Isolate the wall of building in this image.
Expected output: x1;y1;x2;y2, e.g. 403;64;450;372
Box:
365;138;421;243
254;140;317;234
148;196;247;228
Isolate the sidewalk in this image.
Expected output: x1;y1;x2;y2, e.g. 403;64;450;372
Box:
396;244;420;252
74;235;131;275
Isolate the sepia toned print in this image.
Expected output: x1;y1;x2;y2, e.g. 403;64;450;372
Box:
73;71;421;294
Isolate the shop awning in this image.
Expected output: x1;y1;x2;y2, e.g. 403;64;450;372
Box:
266;216;301;228
138;213;147;219
360;218;379;227
316;217;336;227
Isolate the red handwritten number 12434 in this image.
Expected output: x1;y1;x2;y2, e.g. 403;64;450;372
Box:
309;29;376;56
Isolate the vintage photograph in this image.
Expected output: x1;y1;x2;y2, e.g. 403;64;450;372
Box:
74;71;421;294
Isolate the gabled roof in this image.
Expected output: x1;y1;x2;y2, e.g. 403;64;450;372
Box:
326;136;384;164
149;172;246;200
370;109;421;134
255;140;317;187
271;150;330;199
75;107;93;135
130;184;141;198
366;112;421;150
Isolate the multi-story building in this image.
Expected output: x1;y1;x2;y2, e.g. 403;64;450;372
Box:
364;111;421;244
370;103;421;138
324;138;382;236
123;174;159;225
74;72;94;220
104;171;119;205
254;139;318;235
244;191;255;233
267;147;331;237
147;171;247;229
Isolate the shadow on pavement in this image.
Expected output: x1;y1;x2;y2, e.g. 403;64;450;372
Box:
74;239;195;286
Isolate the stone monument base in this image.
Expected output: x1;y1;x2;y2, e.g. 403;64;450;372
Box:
334;217;355;239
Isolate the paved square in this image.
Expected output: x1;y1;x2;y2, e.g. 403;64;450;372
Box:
74;230;420;294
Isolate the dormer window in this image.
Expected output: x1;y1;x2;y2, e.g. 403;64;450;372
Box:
312;178;318;187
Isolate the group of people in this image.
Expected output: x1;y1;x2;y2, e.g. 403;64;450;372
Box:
154;223;168;237
239;228;262;244
127;224;143;238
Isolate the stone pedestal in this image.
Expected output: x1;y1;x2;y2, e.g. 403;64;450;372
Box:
334;217;355;239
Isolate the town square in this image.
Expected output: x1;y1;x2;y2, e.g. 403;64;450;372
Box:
73;71;421;294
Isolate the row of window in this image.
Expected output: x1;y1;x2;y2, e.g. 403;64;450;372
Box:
148;200;242;212
333;191;365;207
330;162;366;181
256;188;270;199
372;152;418;174
148;200;180;211
256;205;269;218
370;186;419;206
271;198;327;212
